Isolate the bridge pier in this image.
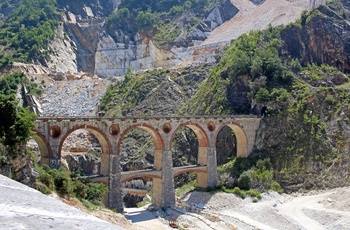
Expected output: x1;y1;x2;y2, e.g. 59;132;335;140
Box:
206;147;218;187
160;150;175;208
108;154;123;212
197;146;209;188
48;140;61;168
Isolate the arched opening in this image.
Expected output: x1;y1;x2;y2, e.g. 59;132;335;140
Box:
216;123;248;160
171;126;198;191
30;130;52;166
216;126;237;166
118;124;164;207
59;126;112;177
59;126;112;207
215;123;249;188
122;177;153;208
171;123;209;192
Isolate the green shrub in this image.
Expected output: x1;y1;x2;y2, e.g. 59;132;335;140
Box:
85;182;108;205
270;88;290;102
238;173;251;190
256;88;270;103
74;179;87;199
0;0;59;64
50;168;75;196
324;94;336;105
270;181;283;193
38;170;54;190
33;181;51;194
232;186;241;195
245;189;261;198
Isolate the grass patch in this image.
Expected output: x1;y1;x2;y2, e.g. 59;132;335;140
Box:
176;179;196;197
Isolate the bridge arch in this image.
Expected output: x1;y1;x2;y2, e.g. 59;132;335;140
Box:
117;123;164;153
173;167;207;178
215;122;248;158
31;129;53;165
170;122;209;148
118;123;164;172
121;174;161;183
170;122;209;189
170;122;209;165
59;125;113;175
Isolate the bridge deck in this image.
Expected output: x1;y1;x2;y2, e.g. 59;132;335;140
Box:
35;115;260;122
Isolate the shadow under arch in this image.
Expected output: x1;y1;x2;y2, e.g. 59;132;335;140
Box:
215;122;248;158
59;125;113;176
31;129;53;165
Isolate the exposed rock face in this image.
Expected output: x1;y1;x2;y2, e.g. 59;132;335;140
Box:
47;23;78;73
62;153;101;175
64;15;104;74
0;150;39;187
58;0;118;18
94;1;238;77
11;155;39;186
46;0;238;77
281;4;350;72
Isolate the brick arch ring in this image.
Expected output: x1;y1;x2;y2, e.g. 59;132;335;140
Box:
117;123;165;153
214;122;248;158
170;122;209;148
173;167;208;178
58;125;113;159
31;129;54;159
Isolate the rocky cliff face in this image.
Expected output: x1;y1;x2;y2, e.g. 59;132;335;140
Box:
94;0;238;77
281;4;350;72
0;145;39;187
44;0;239;77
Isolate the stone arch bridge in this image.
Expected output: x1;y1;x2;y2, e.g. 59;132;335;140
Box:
33;115;261;212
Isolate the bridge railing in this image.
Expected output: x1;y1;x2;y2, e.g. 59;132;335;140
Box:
35;114;261;122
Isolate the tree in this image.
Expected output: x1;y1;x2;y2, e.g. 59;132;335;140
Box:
0;95;36;146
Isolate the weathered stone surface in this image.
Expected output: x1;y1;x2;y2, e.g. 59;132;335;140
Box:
281;4;350;72
0;174;124;230
58;0;238;78
47;23;78;73
62;153;101;175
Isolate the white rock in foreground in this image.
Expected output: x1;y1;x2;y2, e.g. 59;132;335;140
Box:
0;175;123;230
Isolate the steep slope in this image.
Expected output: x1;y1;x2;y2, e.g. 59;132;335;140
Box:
203;0;309;45
99;0;350;193
180;0;350;191
0;0;312;77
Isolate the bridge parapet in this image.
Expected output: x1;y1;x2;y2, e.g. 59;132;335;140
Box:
35;115;260;122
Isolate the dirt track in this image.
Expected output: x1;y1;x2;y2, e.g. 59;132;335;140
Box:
123;188;350;230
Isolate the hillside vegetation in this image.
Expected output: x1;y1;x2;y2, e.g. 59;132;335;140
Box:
100;1;350;192
0;0;59;68
106;0;223;48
